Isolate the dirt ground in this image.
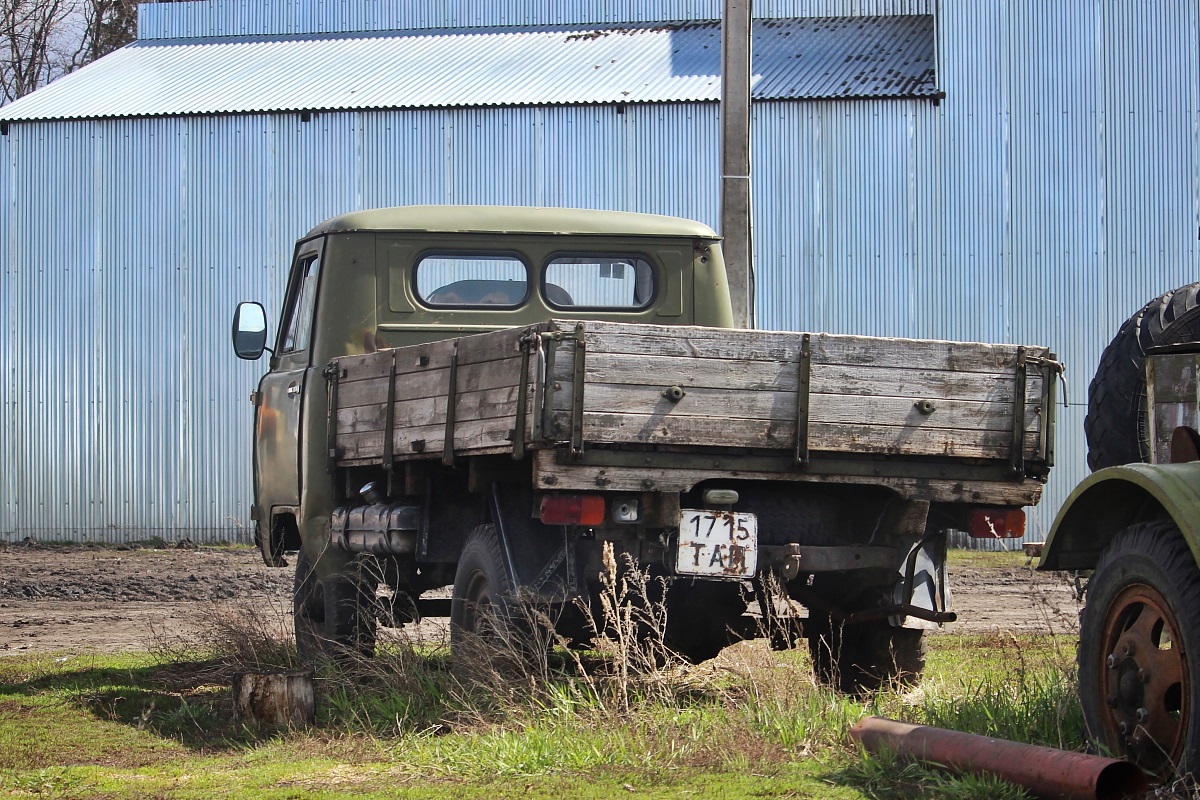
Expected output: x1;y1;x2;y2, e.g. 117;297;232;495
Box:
0;542;1081;655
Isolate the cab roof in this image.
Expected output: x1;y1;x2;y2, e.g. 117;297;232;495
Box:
305;205;720;240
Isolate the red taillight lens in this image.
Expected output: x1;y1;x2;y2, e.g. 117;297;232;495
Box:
539;494;606;526
968;508;1026;539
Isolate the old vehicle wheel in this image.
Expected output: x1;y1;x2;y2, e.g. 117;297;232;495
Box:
1079;522;1200;776
450;524;530;669
806;617;926;694
1086;281;1200;470
293;547;377;660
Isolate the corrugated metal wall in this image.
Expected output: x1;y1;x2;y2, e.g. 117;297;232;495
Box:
0;133;11;538
138;0;934;40
0;104;730;542
4;0;1199;543
941;1;1200;542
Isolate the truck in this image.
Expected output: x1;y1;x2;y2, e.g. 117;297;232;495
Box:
232;205;1061;691
1040;281;1200;777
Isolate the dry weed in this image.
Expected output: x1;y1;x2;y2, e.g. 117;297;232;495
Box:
148;596;300;682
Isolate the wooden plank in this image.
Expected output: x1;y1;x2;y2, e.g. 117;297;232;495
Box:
337;385;523;434
337;357;526;409
560;319;1051;374
562;412;1040;459
555;383;1043;434
553;352;1043;399
456;324;533;366
338;417;516;462
530;451;1045;506
336;324;533;382
337;336;458;382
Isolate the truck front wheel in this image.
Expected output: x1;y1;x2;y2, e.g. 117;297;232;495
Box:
806;617;926;694
1079;522;1200;776
293;547;377;660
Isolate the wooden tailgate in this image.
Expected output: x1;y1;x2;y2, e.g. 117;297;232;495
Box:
547;320;1054;464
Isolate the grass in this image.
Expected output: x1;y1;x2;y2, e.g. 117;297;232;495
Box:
0;543;1087;797
0;623;1086;799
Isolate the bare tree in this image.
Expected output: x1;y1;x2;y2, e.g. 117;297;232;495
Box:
0;0;70;102
74;0;137;67
0;0;138;105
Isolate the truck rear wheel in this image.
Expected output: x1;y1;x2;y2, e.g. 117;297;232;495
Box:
450;524;533;672
1086;281;1200;470
806;617;926;694
1079;522;1200;776
293;547;377;660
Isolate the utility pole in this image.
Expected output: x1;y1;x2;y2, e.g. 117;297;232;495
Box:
721;0;753;328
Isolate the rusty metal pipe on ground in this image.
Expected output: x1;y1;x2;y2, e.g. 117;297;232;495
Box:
849;717;1147;800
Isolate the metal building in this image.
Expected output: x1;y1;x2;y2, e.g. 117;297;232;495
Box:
1;0;1195;544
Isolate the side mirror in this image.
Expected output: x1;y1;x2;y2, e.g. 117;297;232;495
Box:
232;301;269;360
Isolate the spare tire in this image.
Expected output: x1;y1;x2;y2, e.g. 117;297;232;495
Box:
1086;281;1200;470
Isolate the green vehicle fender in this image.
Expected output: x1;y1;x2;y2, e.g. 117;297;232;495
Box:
1039;462;1200;572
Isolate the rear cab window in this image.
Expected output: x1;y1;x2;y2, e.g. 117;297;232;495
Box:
544;256;655;310
415;254;529;307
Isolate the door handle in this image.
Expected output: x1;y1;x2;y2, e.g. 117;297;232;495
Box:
286;383;300;397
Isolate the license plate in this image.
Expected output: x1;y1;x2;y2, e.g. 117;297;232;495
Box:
675;510;758;578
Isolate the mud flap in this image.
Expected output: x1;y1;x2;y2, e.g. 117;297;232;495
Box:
892;535;951;630
488;482;581;603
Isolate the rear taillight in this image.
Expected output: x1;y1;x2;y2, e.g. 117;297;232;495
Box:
968;508;1026;539
539;494;606;526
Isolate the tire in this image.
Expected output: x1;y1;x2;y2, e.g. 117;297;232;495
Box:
806;616;926;695
1078;522;1200;777
450;524;531;671
1086;282;1200;470
293;547;377;660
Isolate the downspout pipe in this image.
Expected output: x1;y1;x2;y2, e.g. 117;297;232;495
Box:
849;717;1147;800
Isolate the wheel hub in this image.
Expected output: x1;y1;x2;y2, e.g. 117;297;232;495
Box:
1100;583;1189;773
1113;659;1144;715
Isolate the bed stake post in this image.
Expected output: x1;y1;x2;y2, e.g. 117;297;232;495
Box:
795;333;812;468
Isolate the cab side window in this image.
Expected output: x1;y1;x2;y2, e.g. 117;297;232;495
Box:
281;254;320;353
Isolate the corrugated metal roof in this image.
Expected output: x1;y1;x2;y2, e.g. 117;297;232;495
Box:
136;0;936;41
0;16;936;122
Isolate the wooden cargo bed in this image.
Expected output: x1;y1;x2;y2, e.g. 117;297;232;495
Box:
329;319;1059;494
